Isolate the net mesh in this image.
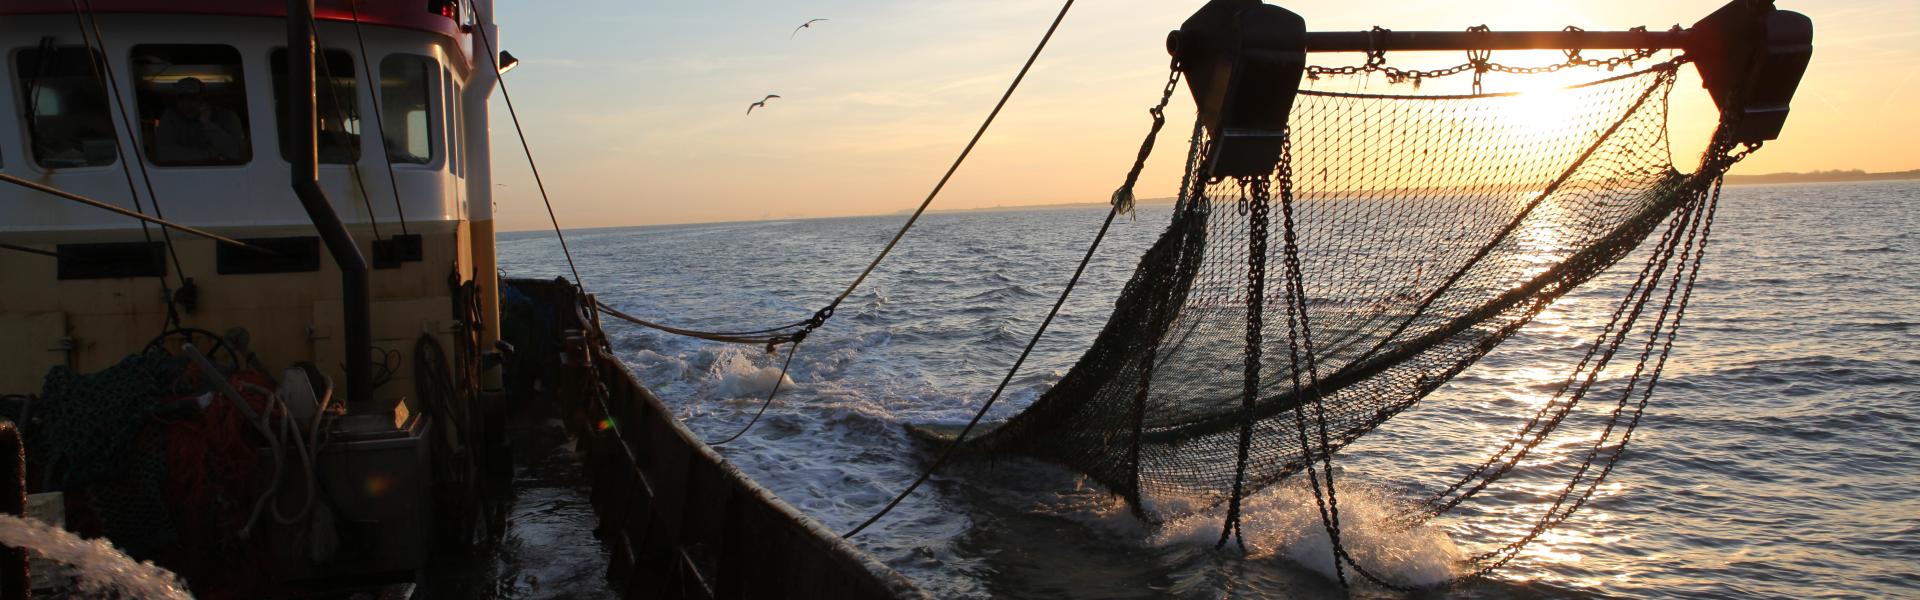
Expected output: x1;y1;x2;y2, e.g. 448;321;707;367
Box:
965;63;1712;523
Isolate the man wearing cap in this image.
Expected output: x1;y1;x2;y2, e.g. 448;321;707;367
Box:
154;76;248;164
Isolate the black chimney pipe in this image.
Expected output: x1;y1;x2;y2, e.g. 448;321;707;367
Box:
287;0;375;414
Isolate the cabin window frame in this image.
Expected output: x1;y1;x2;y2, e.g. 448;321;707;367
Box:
377;53;439;167
128;43;254;168
12;45;120;170
269;47;363;165
453;79;465;178
442;66;460;178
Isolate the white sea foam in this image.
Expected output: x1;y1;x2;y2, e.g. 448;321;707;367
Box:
0;514;192;599
1151;481;1462;588
704;346;798;399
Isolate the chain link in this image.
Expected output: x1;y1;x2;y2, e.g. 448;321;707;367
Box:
1306;24;1680;90
1450;129;1757;583
1113;68;1183;218
1219;171;1272;552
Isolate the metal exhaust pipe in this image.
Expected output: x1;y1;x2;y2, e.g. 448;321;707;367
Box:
287;0;376;416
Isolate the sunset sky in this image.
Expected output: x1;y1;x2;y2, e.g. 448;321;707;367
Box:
485;1;1916;230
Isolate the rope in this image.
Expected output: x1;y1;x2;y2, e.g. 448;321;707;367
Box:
345;1;412;237
819;0;1075;316
703;341;801;446
573;0;1077;446
0;242;57;258
595;302;801;348
842;204;1120;539
469;6;584;287
0;174;267;252
490;0;1076;351
842;65;1177;539
305;12;386;242
70;0;188;329
584;0;1078;348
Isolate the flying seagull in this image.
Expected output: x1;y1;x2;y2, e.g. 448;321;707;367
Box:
747;94;781;115
791;18;828;38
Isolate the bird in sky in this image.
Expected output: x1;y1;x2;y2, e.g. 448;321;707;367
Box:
747;94;781;115
791;18;828;38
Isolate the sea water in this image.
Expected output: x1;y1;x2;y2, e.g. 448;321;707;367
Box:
499;180;1919;598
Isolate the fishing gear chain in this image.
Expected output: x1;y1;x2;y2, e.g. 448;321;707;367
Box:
1305;24;1678;91
1113;68;1183;217
1268;129;1401;590
1218;169;1270;552
1384;132;1754;587
598;0;1082;356
1415;134;1760;528
1468;161;1717;575
1256;83;1756;592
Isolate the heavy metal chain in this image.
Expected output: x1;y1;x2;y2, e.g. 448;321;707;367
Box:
1413;141;1760;525
1269;129;1350;584
1114;68;1184;218
1219;172;1271;551
1415;190;1698;520
1264;128;1758;595
1306;24;1678;90
1271;129;1414;591
1124;68;1188;510
1468;181;1707;574
1450;135;1757;582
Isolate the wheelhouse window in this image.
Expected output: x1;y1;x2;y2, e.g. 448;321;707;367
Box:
379;55;435;164
15;46;117;168
131;45;251;166
443;67;460;176
452;81;465;176
271;49;361;164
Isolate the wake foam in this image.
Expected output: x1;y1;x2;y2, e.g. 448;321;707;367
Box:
701;346;799;400
0;514;191;599
1151;481;1462;588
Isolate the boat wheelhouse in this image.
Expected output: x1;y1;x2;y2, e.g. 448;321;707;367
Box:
0;0;500;401
0;0;504;588
0;1;919;596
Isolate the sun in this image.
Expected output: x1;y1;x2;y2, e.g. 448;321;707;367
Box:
1503;84;1590;135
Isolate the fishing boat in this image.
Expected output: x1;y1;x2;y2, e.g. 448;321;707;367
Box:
0;0;916;596
0;0;1808;597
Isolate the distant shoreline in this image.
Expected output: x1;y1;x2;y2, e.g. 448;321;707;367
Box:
896;196;1175;216
897;170;1920;216
1724;169;1920;186
508;174;1915;233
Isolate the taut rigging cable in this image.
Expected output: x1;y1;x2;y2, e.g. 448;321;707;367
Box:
484;0;1085;447
586;0;1082;344
306;11;391;243
344;1;413;237
844;58;1183;540
70;0;190;330
469;7;583;288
